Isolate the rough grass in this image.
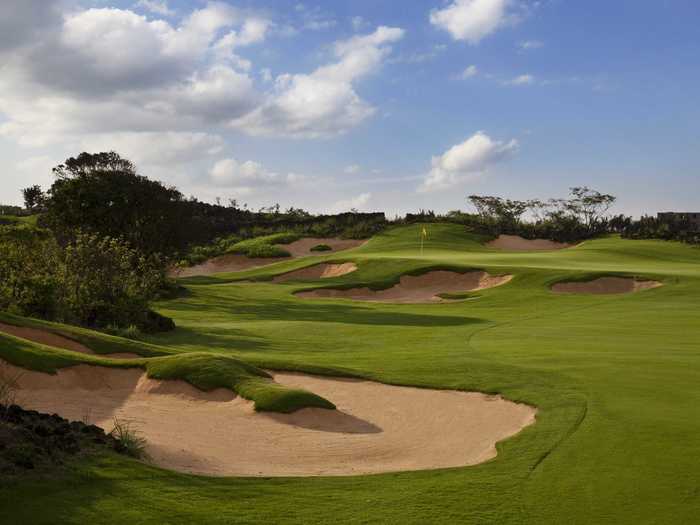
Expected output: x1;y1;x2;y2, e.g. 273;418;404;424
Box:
229;233;300;258
2;223;700;524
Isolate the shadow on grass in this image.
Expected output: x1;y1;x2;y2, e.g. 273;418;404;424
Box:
163;296;484;328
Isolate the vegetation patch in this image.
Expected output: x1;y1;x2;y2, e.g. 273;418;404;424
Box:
310;243;332;252
229;232;301;258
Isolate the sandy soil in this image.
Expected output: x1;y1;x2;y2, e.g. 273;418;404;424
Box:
273;263;358;283
551;276;662;294
7;361;536;477
487;234;571;251
173;238;365;277
0;322;139;359
297;271;513;303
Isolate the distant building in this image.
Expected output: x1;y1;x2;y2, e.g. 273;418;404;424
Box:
657;212;700;231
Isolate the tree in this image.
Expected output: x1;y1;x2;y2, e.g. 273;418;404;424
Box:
468;195;530;227
45;152;188;255
22;185;45;211
563;187;616;231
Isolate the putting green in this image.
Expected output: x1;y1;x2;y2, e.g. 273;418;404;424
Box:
2;223;699;524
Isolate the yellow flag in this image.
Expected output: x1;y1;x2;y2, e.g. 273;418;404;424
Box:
421;226;428;239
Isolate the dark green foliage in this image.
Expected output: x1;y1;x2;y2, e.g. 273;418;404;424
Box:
229;233;299;258
0;229;173;332
310;244;332;252
621;214;700;244
44;152;189;255
21;185;45;212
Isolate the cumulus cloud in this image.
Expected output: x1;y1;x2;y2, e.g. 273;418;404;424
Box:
209;157;301;194
0;2;266;146
430;0;516;44
329;192;372;213
344;164;361;174
419;131;518;192
80;132;224;167
231;26;404;137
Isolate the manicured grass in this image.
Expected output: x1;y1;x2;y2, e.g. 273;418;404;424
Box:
2;223;700;523
0;317;333;413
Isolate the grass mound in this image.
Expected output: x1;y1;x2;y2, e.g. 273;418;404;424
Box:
229;233;301;258
0;316;335;414
310;243;332;252
146;353;335;412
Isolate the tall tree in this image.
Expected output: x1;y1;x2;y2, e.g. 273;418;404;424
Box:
45;152;187;255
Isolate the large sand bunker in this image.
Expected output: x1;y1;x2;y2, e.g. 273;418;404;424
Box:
488;235;571;251
297;271;513;303
0;322;139;359
273;263;358;283
174;238;365;277
551;276;662;295
7;361;536;477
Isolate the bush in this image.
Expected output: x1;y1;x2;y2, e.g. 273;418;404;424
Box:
310;244;332;252
230;233;299;258
110;418;148;459
0;228;173;332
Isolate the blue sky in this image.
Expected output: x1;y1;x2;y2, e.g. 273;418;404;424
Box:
1;0;698;216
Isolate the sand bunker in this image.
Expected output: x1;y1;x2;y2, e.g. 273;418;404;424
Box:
173;254;285;278
297;271;513;303
273;263;358;283
551;276;662;295
488;235;571;251
276;238;365;257
7;361;536;477
173;238;365;277
0;322;139;359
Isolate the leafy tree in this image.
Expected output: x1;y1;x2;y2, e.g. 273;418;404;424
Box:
562;187;616;231
45;152;187;255
60;233;168;329
21;185;45;211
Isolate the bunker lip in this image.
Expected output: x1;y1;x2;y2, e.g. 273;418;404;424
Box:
7;361;537;477
172;238;365;277
273;262;358;283
296;270;513;303
487;234;571;251
0;322;139;359
551;276;663;294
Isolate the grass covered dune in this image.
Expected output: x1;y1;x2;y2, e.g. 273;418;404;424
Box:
3;224;700;524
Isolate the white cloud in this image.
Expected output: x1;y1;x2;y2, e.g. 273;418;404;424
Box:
0;3;265;146
135;1;175;17
518;39;543;51
231;26;404;137
506;73;535;85
295;4;337;31
329;192;371;213
430;0;515;44
209;157;301;194
461;65;479;78
344;164;361;174
80;132;224;167
419;131;518;192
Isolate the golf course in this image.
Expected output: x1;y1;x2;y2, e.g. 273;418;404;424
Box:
1;223;698;524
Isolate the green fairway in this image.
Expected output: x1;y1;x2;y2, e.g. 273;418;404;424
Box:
2;223;699;524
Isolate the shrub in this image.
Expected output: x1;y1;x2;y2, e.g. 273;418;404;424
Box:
310;244;332;252
230;233;299;258
110;418;148;459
